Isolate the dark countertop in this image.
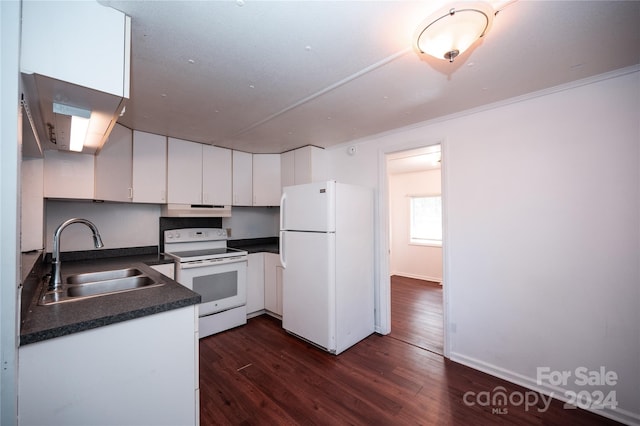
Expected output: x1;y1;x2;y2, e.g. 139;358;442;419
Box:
228;237;279;254
20;252;200;346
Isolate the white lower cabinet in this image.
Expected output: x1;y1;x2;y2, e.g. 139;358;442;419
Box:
246;253;265;317
264;252;283;317
18;306;199;426
245;252;282;319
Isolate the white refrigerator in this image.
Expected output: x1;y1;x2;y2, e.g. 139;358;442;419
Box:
279;180;374;354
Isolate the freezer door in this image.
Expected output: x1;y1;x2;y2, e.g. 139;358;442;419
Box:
280;181;335;232
281;231;336;352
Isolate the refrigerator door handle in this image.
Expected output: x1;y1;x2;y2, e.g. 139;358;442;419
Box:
279;192;287;230
279;231;286;268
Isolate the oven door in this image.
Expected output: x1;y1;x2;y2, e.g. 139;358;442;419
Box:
175;258;247;316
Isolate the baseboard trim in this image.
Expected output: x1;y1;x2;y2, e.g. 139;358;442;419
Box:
450;352;640;426
246;309;265;320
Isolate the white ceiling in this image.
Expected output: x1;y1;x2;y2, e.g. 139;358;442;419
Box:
101;0;640;154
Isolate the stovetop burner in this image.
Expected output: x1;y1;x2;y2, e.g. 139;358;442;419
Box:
163;228;247;263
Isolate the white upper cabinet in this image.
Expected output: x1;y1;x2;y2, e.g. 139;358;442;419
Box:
168;138;203;205
232;151;253;206
253;154;281;206
281;146;328;190
132;131;167;203
295;146;328;184
168;139;232;205
233;151;281;206
202;146;232;206
21;158;44;252
20;1;131;156
280;150;295;188
21;0;130;98
94;123;133;202
94;127;167;204
43;151;95;200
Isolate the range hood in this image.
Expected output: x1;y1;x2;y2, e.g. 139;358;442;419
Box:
161;204;232;218
21;72;126;156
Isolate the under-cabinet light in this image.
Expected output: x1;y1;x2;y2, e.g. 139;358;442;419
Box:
69;115;90;152
53;102;91;152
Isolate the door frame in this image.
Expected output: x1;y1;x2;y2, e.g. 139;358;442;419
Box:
376;138;450;358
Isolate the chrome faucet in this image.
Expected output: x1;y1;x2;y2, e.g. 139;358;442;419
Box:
49;218;104;291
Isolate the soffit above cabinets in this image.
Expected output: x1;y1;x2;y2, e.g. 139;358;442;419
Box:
101;0;640;154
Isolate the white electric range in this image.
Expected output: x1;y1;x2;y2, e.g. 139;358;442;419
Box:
164;228;248;337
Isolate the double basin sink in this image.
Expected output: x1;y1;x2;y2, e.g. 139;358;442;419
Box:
40;267;164;305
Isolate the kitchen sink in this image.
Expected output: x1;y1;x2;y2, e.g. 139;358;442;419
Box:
40;268;164;305
66;267;144;284
66;276;158;298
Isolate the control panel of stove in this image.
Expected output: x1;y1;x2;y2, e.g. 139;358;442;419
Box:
164;228;228;243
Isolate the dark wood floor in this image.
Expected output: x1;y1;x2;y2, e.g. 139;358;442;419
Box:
390;275;443;354
199;315;617;425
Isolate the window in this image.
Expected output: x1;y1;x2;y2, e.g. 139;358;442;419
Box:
409;195;442;246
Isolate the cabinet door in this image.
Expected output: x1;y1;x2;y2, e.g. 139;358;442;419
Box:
132;131;167;203
21;1;130;98
280;150;295;189
294;146;328;185
253;154;281;206
95;123;132;202
293;146;312;185
43;150;95;199
167;138;202;204
21;157;44;251
264;253;282;316
202;145;232;206
246;253;265;315
232;150;252;206
18;307;197;426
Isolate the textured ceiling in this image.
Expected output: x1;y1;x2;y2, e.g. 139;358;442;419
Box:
101;0;640;154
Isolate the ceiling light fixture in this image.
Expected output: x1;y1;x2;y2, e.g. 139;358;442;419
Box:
53;102;91;152
414;2;495;63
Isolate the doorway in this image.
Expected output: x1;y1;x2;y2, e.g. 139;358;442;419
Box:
385;144;444;355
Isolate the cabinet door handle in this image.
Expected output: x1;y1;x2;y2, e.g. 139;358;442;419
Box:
128;188;133;199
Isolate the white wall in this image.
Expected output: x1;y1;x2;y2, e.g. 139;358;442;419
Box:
45;201;161;252
328;68;640;424
1;1;21;423
43;201;279;253
389;169;442;282
223;207;279;240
